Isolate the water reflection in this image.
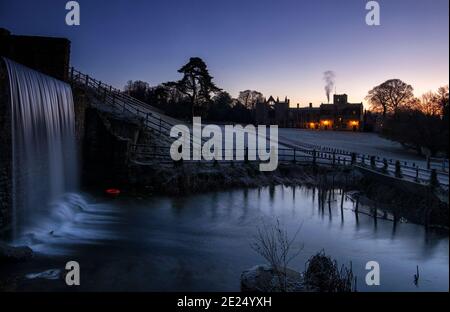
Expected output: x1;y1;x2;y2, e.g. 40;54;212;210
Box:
12;185;449;291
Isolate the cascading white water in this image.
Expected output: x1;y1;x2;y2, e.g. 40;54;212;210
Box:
4;58;78;237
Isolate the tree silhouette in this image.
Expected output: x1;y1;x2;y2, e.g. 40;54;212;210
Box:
208;91;233;121
412;91;443;116
366;79;414;118
124;80;150;102
238;90;264;110
168;57;221;118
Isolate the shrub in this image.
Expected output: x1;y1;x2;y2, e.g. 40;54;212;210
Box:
304;251;355;292
251;219;303;291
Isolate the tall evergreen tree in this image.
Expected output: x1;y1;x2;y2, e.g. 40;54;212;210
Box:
170;57;221;118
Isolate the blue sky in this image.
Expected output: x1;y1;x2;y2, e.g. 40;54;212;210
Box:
1;0;448;106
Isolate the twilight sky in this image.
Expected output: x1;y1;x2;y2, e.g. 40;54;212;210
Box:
1;0;448;107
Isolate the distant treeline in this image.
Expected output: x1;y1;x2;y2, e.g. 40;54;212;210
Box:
124;58;449;157
124;57;261;123
366;80;449;157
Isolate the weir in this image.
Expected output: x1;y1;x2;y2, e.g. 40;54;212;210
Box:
3;58;78;238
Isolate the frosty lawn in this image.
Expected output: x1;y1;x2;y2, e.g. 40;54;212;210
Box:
278;129;427;168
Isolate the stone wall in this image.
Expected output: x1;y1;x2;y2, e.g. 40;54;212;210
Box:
72;86;89;151
0;28;71;81
80;101;148;189
0;59;12;237
72;85;167;190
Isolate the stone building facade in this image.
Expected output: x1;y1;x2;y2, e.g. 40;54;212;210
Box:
255;94;364;131
255;96;291;127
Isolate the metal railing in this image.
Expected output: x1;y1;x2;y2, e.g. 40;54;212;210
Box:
69;68;185;137
129;144;449;186
428;157;449;173
68;68;449;187
69;67;207;149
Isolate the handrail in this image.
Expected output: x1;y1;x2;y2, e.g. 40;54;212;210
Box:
67;67;448;187
69;67;208;149
129;144;449;186
69;67;197;142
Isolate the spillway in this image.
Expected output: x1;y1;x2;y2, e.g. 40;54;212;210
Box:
4;58;78;237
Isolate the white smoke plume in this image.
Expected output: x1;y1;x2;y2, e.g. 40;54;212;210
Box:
323;71;335;103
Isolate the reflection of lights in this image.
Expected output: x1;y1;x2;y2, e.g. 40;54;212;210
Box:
322;120;330;126
310;122;316;128
106;188;121;197
350;120;359;126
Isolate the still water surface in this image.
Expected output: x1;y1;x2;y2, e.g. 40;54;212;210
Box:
18;186;449;292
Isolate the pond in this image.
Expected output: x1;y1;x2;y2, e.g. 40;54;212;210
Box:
9;186;449;292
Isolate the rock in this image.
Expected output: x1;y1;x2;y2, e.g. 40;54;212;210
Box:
0;241;33;262
241;265;304;292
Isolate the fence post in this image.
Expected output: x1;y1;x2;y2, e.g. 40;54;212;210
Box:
383;159;388;172
293;149;296;163
370;156;376;169
85;75;89;91
395;160;402;178
159;117;162;134
429;169;439;188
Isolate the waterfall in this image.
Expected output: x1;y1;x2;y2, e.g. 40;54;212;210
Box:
4;58;78;238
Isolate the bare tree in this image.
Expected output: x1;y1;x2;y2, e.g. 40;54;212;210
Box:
412;91;442;116
366;79;414;117
436;85;449;116
124;80;150;102
238;90;264;110
251;219;303;291
408;86;449;117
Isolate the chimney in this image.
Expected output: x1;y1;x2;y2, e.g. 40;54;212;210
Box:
309;103;313;108
297;103;299;109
